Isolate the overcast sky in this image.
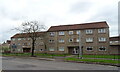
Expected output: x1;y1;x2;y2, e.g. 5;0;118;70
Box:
0;0;119;43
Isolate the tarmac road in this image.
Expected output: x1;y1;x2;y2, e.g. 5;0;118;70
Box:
1;56;119;70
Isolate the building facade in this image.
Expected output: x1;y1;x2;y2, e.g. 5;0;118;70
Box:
109;36;120;55
10;21;110;55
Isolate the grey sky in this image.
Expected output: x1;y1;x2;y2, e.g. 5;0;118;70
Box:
0;0;119;43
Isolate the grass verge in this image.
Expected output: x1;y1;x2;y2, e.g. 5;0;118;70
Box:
65;57;120;64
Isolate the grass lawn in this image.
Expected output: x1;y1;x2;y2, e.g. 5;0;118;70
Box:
76;55;120;59
65;57;120;64
2;53;69;58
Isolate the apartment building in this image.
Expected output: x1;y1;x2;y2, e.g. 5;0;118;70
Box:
10;21;110;55
11;32;46;53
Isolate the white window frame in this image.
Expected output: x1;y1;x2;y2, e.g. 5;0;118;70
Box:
59;31;64;35
99;46;106;51
99;37;106;42
18;38;21;40
59;39;64;43
86;29;93;34
76;38;79;42
12;38;16;41
86;47;93;51
39;49;44;51
76;30;80;34
69;31;73;35
86;38;93;42
69;38;73;42
98;29;106;33
49;48;54;51
50;32;55;36
59;47;64;51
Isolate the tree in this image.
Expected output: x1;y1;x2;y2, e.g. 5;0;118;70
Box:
14;21;46;57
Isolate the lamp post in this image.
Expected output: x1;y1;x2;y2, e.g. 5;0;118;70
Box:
78;30;82;59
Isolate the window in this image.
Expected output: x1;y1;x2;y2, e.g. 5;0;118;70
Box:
39;37;43;40
86;30;93;34
28;38;30;40
49;48;54;51
59;39;64;43
76;38;79;42
59;47;64;51
99;46;106;51
86;38;93;42
69;31;73;35
12;38;15;41
50;32;55;36
39;49;43;51
98;29;106;33
69;38;73;42
40;42;44;45
23;43;27;46
18;38;21;40
86;47;93;51
99;37;106;42
59;31;64;35
18;43;21;45
49;40;54;43
76;30;80;34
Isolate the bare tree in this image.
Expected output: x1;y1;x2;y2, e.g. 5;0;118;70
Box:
14;21;46;57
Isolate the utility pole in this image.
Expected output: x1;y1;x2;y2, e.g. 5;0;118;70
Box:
78;30;82;59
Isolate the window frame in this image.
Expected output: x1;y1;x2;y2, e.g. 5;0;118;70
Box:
86;29;93;34
69;31;73;35
86;38;93;42
98;29;106;33
99;46;106;51
86;46;93;51
59;31;65;35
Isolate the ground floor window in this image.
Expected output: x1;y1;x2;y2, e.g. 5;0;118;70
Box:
86;47;93;51
59;47;64;51
49;48;54;51
99;46;106;51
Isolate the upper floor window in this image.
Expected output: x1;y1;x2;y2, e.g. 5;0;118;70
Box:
49;40;54;43
28;38;31;40
99;46;106;51
59;31;64;35
86;47;93;51
86;29;93;34
59;47;65;51
98;29;106;33
50;32;55;36
76;30;80;34
69;31;73;35
99;37;106;42
12;38;15;41
86;38;93;42
76;38;79;42
18;38;21;40
69;38;73;42
59;39;64;43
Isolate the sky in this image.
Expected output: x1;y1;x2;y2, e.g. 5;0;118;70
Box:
0;0;119;43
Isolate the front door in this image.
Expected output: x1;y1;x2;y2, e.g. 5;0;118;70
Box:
68;46;79;54
73;48;78;54
23;48;31;52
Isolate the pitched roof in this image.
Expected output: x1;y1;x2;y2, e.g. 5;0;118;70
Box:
11;32;46;38
109;36;120;41
48;21;109;32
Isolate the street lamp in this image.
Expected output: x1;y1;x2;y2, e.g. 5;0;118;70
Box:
78;30;82;59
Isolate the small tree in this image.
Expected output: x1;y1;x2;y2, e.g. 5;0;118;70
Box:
14;21;46;57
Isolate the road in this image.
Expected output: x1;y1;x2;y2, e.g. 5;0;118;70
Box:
2;56;119;70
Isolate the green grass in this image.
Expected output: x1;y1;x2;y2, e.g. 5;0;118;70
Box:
65;57;120;64
76;55;120;59
2;53;69;58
